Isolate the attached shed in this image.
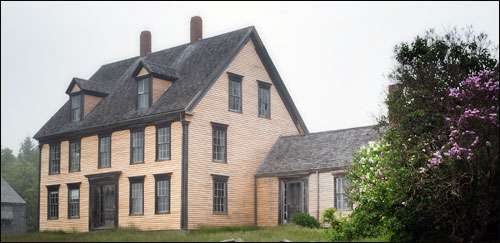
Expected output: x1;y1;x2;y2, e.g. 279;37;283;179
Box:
1;177;27;234
255;125;381;226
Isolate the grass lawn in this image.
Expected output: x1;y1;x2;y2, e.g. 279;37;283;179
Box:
1;225;331;242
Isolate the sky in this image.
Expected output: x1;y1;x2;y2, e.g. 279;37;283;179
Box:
1;1;499;153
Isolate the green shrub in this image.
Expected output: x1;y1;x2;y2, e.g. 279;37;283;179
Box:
292;212;320;228
321;208;338;227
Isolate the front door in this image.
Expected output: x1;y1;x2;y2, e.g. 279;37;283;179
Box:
281;179;306;224
90;182;117;230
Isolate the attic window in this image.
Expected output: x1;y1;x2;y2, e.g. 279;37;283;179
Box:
137;78;151;109
71;94;83;121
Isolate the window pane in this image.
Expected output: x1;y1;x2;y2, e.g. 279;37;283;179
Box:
212;126;227;161
229;79;242;112
156;178;170;213
48;188;59;219
213;178;227;213
49;144;60;174
131;131;144;163
130;181;144;214
99;136;111;168
137;79;150;109
71;95;81;121
157;126;170;160
69;141;80;172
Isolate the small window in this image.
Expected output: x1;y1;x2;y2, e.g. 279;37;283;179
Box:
335;176;352;211
129;177;144;215
212;123;227;162
156;125;171;161
228;73;242;112
49;143;60;175
137;78;151;109
69;140;80;172
71;94;82;121
212;175;228;214
67;184;80;219
258;82;271;118
155;174;171;214
47;185;59;220
99;135;111;168
130;128;144;164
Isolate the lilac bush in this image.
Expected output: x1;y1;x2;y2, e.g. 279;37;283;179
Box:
428;70;499;167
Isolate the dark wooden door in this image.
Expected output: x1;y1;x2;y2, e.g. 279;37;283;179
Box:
91;182;116;230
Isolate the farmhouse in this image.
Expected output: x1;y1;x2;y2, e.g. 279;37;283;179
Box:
34;16;380;232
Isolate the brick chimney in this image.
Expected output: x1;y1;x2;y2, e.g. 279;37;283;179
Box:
190;16;203;43
140;30;151;57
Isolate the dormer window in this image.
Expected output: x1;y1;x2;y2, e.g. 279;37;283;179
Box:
137;78;151;109
71;94;83;122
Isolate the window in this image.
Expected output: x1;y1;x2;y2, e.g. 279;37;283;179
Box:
335;176;352;211
137;78;151;109
258;82;271;118
212;123;227;162
67;184;80;219
156;125;171;161
99;135;111;168
71;94;82;121
130;128;144;164
47;185;59;220
212;175;228;214
49;143;60;175
228;73;242;112
129;176;144;215
69;140;80;172
154;174;171;214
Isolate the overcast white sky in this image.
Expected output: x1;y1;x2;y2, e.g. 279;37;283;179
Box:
1;1;499;153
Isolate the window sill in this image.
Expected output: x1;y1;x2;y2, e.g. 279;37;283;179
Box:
130;162;144;165
228;109;242;114
129;213;144;217
48;173;60;176
258;115;271;120
69;170;80;173
155;211;171;215
155;158;171;162
98;166;111;169
212;160;227;164
47;217;59;220
213;212;228;216
68;216;80;220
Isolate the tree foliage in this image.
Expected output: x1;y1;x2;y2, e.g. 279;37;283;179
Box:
341;27;499;242
1;137;39;231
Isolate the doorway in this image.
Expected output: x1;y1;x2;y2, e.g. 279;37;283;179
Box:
280;178;307;224
86;171;120;231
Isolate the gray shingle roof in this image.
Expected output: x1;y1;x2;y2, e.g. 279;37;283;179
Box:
256;125;382;177
34;26;308;141
1;178;26;204
139;60;179;80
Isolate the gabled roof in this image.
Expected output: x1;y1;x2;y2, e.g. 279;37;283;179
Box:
256;125;382;177
65;77;111;96
34;26;308;141
1;177;26;204
135;60;179;80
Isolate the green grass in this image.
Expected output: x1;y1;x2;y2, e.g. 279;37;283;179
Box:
1;225;330;242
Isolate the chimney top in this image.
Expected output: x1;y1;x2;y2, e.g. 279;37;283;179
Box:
140;30;151;57
190;16;203;43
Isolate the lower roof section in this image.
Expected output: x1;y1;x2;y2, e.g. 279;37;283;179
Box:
256;125;382;177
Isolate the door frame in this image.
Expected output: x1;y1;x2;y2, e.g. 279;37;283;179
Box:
85;171;121;231
279;176;308;224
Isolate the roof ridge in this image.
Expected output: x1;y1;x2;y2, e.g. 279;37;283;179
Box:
280;125;378;139
97;26;254;69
